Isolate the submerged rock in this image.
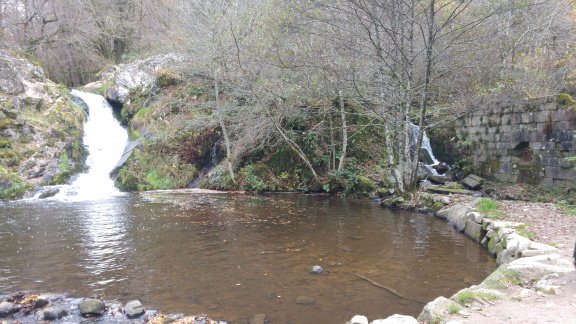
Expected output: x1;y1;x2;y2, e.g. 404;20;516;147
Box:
43;306;68;320
250;313;267;324
79;298;106;316
294;295;315;305
311;265;324;274
125;300;145;318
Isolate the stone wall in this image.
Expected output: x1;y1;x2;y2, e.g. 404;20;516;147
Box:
456;96;576;187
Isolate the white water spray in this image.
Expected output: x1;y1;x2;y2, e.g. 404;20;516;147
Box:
54;90;128;201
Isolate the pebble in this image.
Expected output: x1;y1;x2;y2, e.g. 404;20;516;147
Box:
294;295;315;305
0;302;15;317
250;313;266;324
350;315;368;324
43;306;68;320
311;265;323;274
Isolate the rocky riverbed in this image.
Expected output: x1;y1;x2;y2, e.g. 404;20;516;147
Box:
0;292;222;324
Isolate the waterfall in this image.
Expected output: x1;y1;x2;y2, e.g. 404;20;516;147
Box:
54;90;128;200
410;123;439;165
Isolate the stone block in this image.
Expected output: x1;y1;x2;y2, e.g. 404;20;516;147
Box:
465;219;484;243
436;205;470;232
521;112;534;124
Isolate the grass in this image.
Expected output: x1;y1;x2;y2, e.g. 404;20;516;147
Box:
455;290;500;304
476;197;503;218
448;303;462;314
557;201;576;216
516;224;537;240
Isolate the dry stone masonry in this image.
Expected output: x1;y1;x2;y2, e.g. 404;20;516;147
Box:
456;96;576;187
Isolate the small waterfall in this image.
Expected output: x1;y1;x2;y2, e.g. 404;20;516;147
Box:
410;123;440;165
189;143;218;188
54;90;128;200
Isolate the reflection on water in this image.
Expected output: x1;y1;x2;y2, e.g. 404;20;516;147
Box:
0;193;495;322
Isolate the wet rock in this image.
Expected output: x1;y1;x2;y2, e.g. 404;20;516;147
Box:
428;175;448;185
349;315;368;324
39;187;60;199
461;174;484;190
79;298;106;316
43;306;67;320
250;313;267;324
464;219;483;243
371;314;419;324
419;148;435;165
0;302;15;317
294;295;315;305
311;265;324;274
125;300;145;318
381;196;405;208
432;162;450;174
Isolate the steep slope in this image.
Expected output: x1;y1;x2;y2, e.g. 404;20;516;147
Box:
0;51;85;199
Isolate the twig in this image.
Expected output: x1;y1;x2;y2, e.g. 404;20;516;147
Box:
353;272;426;305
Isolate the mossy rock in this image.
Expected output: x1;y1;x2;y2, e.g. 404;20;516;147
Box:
381;196;405;208
427;187;473;195
430;201;444;214
354;175;376;196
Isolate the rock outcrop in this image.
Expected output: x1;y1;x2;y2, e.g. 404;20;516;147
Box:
0;51;86;199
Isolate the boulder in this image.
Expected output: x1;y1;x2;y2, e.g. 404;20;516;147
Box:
125;300;145;318
0;301;15;317
426;187;473;195
428;175;449;185
39;187;60;199
466;212;484;224
417;296;458;324
43;306;68;320
432;162;450;174
381;196;405;208
371;314;419;324
79;298;106;316
503;254;574;281
436;205;470;232
461;174;484;190
464;219;484;243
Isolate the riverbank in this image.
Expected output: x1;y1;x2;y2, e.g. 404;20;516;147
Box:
349;193;576;324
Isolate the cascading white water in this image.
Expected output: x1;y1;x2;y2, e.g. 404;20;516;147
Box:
422;132;440;165
54;90;128;201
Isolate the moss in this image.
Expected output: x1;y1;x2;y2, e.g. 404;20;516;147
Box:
0;137;12;148
354;175;376;196
430;201;444;214
155;69;181;88
483;269;523;290
0;118;14;130
557;93;576;108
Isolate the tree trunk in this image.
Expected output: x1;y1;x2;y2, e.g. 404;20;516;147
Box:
337;90;348;172
214;68;237;184
411;0;435;188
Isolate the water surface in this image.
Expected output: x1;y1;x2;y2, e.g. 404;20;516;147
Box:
0;192;495;322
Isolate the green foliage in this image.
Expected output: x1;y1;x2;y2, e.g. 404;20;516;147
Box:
241;164;268;191
0;137;12;148
0;166;32;200
476;198;502;218
354;175;376;197
51;153;71;184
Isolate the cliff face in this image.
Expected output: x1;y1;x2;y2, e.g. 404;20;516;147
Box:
0;51;86;199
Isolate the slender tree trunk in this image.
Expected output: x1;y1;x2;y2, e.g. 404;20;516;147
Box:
337;90;348;172
214;68;237;184
328;105;336;171
411;0;435;187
